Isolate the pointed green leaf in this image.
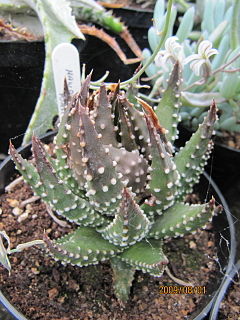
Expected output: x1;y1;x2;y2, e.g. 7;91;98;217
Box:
174;102;216;199
145;114;180;211
155;61;182;142
44;227;122;266
121;97;150;157
53;96;85;197
119;240;168;277
110;257;135;302
31;136;106;226
9;141;45;197
94;84;118;147
98;188;151;247
114;96;139;151
148;199;219;239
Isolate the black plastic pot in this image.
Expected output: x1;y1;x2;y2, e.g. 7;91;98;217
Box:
206;142;240;193
113;7;153;29
0;39;84;156
0;42;45;156
0;132;238;320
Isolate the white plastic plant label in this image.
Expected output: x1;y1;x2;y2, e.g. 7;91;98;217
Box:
52;43;81;118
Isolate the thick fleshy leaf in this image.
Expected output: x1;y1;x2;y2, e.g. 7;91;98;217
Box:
31;136;106;226
98;188;151;247
9;141;45;197
174;102;216;199
120;97;150;157
107;146;149;195
69;101;123;215
145;113;180;211
93;84;118;146
137;97;173;155
65;74;93;189
10;138;98;226
113;95;139;151
148;199;220;239
155;61;182;142
111;257;135;302
53;94;85;197
119;240;168;277
44;227;122;267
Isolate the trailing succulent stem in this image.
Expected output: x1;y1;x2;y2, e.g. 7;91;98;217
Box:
4;63;222;302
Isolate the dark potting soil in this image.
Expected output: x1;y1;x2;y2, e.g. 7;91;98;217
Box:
218;279;240;319
0;178;225;320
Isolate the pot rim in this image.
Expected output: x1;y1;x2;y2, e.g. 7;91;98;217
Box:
0;132;238;320
194;173;238;320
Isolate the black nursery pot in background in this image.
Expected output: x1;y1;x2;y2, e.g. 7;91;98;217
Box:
0;39;86;156
208;142;240;192
0;42;45;155
0;132;237;320
0;8;152;156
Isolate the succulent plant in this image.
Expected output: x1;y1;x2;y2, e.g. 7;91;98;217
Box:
3;62;221;303
142;0;240;136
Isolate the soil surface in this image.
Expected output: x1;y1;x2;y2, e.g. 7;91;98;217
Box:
0;176;225;320
218;279;240;319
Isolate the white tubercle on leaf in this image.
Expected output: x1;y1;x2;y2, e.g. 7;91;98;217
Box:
52;43;81;118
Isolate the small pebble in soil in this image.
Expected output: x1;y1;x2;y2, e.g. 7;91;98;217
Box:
48;287;59;300
12;207;23;216
17;211;29;222
7;198;19;207
189;241;197;249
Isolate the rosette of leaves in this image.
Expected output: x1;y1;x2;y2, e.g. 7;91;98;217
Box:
6;66;220;303
142;0;240;135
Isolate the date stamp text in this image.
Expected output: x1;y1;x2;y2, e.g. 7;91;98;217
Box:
159;286;206;295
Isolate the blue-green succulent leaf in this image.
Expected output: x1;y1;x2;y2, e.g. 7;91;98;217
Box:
176;7;195;43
